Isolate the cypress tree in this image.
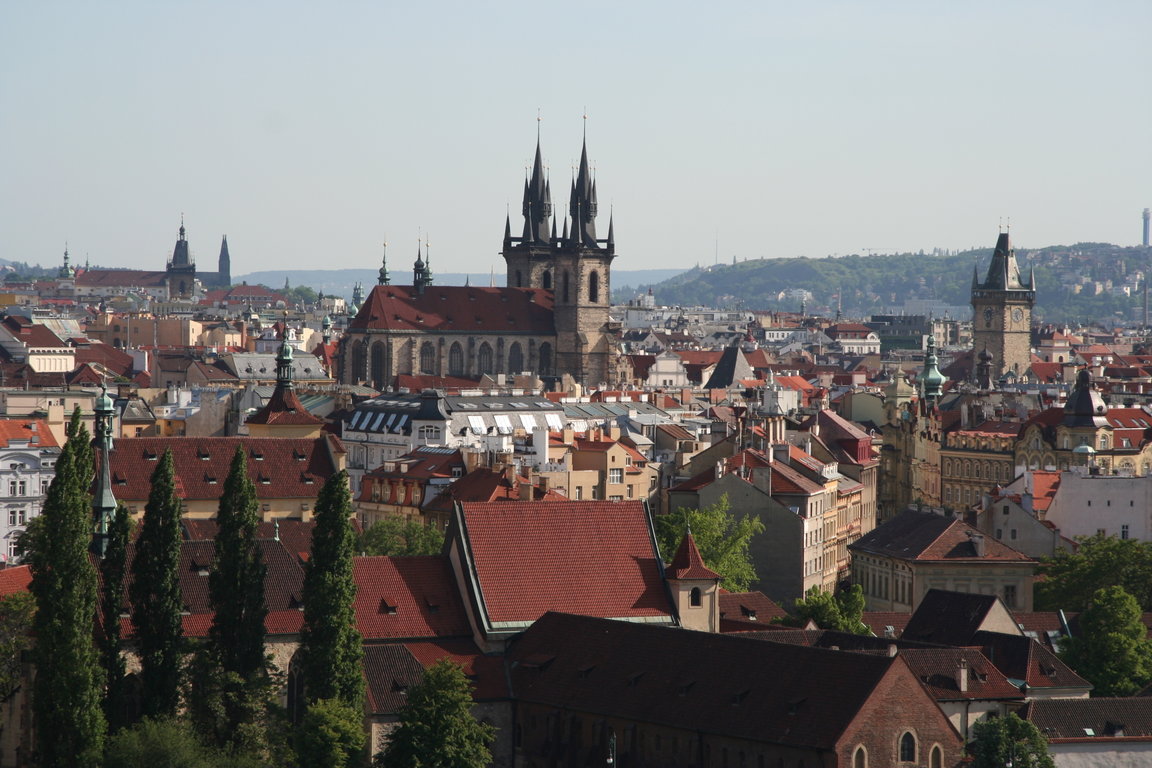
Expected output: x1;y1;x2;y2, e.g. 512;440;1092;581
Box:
100;502;132;731
28;408;106;767
130;449;185;718
209;445;267;677
300;469;365;708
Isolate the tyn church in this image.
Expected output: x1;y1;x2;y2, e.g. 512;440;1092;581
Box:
338;132;617;390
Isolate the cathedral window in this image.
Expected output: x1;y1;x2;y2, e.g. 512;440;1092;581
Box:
542;270;552;290
507;342;524;374
477;343;494;375
899;732;916;762
419;342;436;375
448;343;465;377
589;271;600;303
562;271;570;303
538;342;553;376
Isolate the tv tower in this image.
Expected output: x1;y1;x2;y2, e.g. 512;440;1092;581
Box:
1143;208;1150;247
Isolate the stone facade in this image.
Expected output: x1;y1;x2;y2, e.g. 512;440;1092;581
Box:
971;231;1036;379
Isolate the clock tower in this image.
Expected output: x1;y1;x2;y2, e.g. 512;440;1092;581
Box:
971;230;1036;380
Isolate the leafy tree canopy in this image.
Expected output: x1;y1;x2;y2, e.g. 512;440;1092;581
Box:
777;584;870;635
1035;534;1152;611
1060;585;1152;697
358;516;444;557
377;659;494;768
656;495;764;591
297;698;366;768
969;713;1054;768
0;592;34;701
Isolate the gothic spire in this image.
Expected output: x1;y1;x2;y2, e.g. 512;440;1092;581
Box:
568;132;598;246
978;230;1030;291
520;127;552;244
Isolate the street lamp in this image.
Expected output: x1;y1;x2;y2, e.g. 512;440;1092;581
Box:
606;729;616;765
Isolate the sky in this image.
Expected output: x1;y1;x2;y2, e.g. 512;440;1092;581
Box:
2;1;1150;280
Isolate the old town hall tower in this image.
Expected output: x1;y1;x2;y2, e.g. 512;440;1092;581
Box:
502;129;616;386
971;230;1036;379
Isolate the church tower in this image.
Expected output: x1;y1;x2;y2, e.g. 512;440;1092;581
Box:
502;124;616;385
166;218;197;299
971;230;1036;379
218;235;232;287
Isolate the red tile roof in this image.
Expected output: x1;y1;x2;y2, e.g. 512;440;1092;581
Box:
456;501;673;628
350;285;555;334
105;436;343;503
0;418;58;449
851;509;1034;563
244;384;324;427
666;532;721;580
352;556;471;640
718;591;787;632
898;647;1021;702
76;269;168;287
0;566;31;595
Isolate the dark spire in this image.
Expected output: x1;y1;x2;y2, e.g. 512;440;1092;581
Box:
568;132;598;246
413;240;427;295
424;237;434;286
169;216;193;268
275;336;295;392
606;211;615;252
978;230;1030;291
519;127;552;244
503;210;512;247
378;241;391;285
90;385;117;558
218;235;231;286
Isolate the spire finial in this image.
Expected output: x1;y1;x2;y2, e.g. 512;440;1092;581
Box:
582;107;588;141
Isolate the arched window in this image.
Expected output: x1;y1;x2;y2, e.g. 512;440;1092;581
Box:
538;342;553;376
286;651;306;724
899;732;916;762
351;340;368;383
542;270;552;290
477;343;494;375
853;746;867;768
589;270;600;303
562;271;570;303
448;342;464;376
930;745;942;768
370;342;388;389
515;270;522;288
419;342;436;375
690;587;702;607
507;342;524;374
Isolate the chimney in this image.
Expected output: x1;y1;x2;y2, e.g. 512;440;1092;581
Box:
887;644;898;658
968;532;986;557
772;443;790;465
956;658;969;693
519;477;533;501
608;423;622;441
537;475;549;493
562;426;575;445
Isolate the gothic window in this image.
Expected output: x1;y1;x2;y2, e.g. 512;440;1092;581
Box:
477;342;494;376
448;343;465;377
515;270;522;288
507;342;524;374
538;342;553;376
562;271;570;303
589;270;600;303
419;342;436;375
351;340;367;383
370;342;388;389
899;732;916;762
690;587;702;607
542;270;552;290
930;746;942;768
853;747;867;768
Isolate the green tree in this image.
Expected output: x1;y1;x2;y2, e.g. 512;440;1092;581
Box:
969;712;1054;768
358;516;444;557
301;470;365;707
655;495;764;591
778;584;870;635
376;659;494;768
209;446;267;679
101;503;133;731
194;446;274;759
1060;585;1152;696
0;592;34;701
297;698;366;768
27;409;106;767
1035;534;1152;611
131;451;185;718
106;717;222;768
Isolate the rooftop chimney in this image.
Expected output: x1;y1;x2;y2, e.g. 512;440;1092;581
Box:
967;532;986;557
957;658;969;692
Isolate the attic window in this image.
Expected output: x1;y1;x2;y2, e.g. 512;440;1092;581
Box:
577;664;595;679
740;605;758;620
379;599;398;615
204;474;217;484
731;689;750;706
424;596;440;612
144;451;158;460
259;475;271;485
302;474;315;484
293;449;306;460
251;451;264;460
190;560;210;577
198;450;210;460
391;680;408;693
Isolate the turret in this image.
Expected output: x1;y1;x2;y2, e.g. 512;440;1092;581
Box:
378;241;391;286
921;335;945;402
90;386;117;558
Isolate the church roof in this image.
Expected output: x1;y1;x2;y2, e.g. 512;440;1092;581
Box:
349;284;555;335
76;269;169;288
667;532;721;581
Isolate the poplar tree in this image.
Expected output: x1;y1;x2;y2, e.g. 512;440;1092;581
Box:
209;446;267;677
130;450;185;718
300;469;365;707
28;409;106;767
100;502;132;731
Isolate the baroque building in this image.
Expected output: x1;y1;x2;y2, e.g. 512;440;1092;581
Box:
337;130;618;390
971;230;1036;379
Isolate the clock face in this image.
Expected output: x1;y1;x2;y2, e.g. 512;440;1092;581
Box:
983;308;994;327
1012;308;1024;323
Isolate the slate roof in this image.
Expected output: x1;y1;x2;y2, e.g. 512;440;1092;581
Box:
901;590;1005;646
105;436;343;502
350;284;555;334
352;556;470;640
508;612;913;750
849;509;1034;563
1022;697;1152;740
455;501;673;630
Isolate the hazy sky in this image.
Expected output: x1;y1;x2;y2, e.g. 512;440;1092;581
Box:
2;1;1149;280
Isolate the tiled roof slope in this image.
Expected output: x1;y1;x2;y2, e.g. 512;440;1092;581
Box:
971;630;1090;691
349;285;555;334
900;648;1021;701
850;509;1033;563
509;612;905;749
353;556;470;640
363;638;506;716
666;532;721;580
901;590;1005;646
457;501;673;627
0;419;58;448
718;591;788;632
1021;697;1152;740
105;436;342;502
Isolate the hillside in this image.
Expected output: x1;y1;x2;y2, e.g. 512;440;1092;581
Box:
639;243;1152;325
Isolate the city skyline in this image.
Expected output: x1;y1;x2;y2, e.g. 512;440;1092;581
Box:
2;1;1149;276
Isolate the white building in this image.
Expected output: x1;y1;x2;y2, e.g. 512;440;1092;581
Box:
0;419;59;563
